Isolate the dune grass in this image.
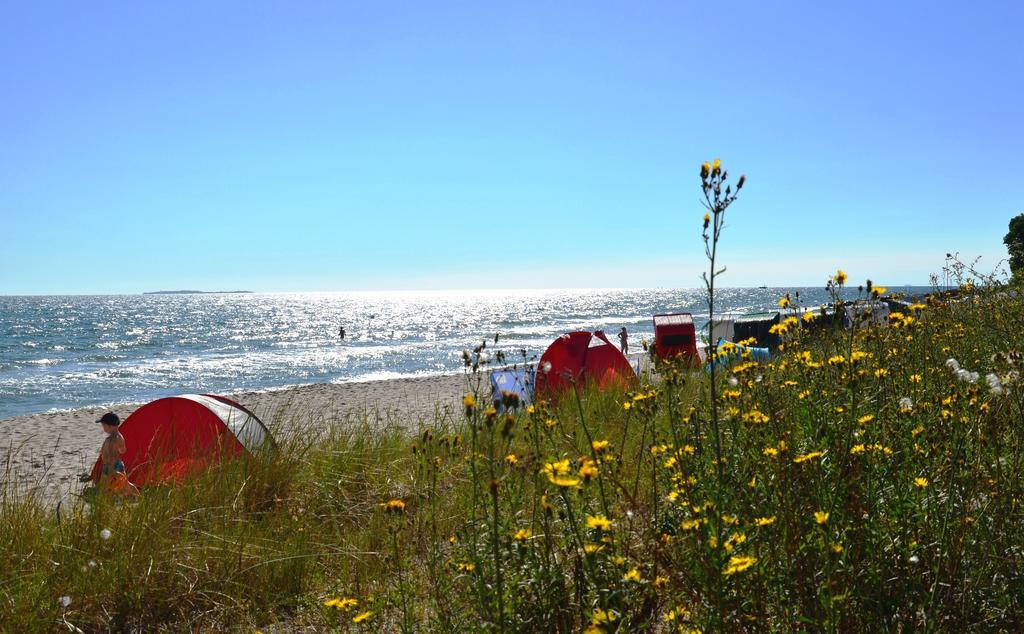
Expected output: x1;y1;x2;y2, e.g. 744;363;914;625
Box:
3;280;1024;631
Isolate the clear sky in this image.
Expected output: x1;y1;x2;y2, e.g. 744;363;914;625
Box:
1;1;1021;294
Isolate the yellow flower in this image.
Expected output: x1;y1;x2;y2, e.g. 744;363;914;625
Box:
778;296;791;308
504;453;518;466
586;514;614;531
712;158;721;171
722;555;757;576
623;568;642;582
914;477;929;488
380;499;406;513
542;458;570;476
456;562;476;572
463;393;476;408
549;475;580;487
754;516;776;527
703;212;710;224
793;450;824;464
591;439;612;453
910;374;922;383
578;458;600;481
814;511;829;525
768;323;789;336
622;402;632;411
831;543;843;554
762;446;779;457
542;458;580;487
834;269;848;285
324;597;358;610
872;286;887;297
352;611;373;624
723;532;747;551
858;414;875;425
680;518;701;531
583;543;603;554
664;606;690;622
850;443;866;455
591;607;618;625
742;410;770;424
513;528;532;541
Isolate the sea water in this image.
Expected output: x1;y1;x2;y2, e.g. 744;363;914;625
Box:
0;287;932;419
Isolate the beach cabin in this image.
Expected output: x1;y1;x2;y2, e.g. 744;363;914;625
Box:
710;318;735;344
652;313;699;363
733;311;782;350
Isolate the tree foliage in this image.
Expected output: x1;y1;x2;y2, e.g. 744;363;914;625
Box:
1003;212;1024;280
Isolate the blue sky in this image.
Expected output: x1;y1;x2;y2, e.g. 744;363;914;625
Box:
1;1;1021;294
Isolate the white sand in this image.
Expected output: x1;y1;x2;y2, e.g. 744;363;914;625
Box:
0;374;474;500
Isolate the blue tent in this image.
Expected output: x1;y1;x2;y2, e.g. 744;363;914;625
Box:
490;368;535;410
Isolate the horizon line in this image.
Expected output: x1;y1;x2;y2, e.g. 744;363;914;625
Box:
0;283;942;297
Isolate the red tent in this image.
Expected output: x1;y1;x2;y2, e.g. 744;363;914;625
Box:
89;394;274;487
535;331;637;398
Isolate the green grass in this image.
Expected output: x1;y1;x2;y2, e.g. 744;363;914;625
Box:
4;283;1024;631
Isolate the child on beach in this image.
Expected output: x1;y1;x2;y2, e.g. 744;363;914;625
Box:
91;412;137;496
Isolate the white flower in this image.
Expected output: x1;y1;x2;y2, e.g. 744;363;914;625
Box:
955;369;977;384
100;528;112;540
945;358;960;372
88;560;97;568
727;376;738;387
59;595;72;608
908;555;920;564
899;397;913;410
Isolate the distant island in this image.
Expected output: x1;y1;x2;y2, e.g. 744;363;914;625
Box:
144;290;253;295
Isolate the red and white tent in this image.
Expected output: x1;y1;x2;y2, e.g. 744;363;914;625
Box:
89;394;274;487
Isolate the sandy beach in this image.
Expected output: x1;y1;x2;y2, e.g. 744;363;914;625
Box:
0;373;471;500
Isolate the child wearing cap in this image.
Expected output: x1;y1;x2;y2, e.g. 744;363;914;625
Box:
92;412;136;495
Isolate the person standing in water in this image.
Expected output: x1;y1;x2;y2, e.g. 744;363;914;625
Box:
618;327;628;354
339;326;346;340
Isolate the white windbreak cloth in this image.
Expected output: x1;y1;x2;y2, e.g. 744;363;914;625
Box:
176;394;270;454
